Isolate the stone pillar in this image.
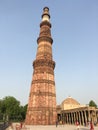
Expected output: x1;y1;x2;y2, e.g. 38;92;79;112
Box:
67;113;68;124
71;113;74;124
73;112;76;124
81;111;84;125
64;113;66;123
84;111;87;126
88;110;91;122
78;111;81;125
76;112;78;121
70;113;72;124
68;113;70;124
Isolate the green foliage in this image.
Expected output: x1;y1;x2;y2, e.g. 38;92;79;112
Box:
20;104;27;120
89;100;97;108
2;96;20;118
0;96;27;122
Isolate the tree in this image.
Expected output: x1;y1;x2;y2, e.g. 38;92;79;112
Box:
0;99;3;120
20;104;27;120
0;96;27;121
0;96;20;121
89;100;97;108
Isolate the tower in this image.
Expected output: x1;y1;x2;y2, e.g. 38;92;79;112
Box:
25;7;57;125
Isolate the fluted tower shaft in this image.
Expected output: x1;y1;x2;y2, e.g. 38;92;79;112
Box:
25;7;57;125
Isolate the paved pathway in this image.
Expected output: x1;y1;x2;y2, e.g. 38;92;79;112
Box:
25;125;98;130
6;123;98;130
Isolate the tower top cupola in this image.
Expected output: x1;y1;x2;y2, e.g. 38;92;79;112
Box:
42;7;50;22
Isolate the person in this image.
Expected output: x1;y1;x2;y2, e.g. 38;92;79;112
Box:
56;120;58;127
62;120;64;127
20;122;23;129
76;121;80;130
90;121;94;130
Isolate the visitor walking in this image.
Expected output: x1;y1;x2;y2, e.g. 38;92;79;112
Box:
75;120;80;130
56;120;58;127
90;121;94;130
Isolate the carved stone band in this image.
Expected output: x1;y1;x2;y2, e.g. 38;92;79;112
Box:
33;59;55;69
40;21;51;28
32;79;55;85
30;91;56;97
37;36;53;44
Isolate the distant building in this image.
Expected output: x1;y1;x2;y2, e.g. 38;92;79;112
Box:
57;96;98;125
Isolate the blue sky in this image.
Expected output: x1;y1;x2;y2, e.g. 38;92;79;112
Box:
0;0;98;106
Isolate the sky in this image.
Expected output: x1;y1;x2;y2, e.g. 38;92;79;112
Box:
0;0;98;106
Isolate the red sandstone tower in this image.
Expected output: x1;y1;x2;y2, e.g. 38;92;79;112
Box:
25;7;57;125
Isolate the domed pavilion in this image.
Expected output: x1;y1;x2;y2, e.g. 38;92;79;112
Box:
57;96;98;125
61;96;81;110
